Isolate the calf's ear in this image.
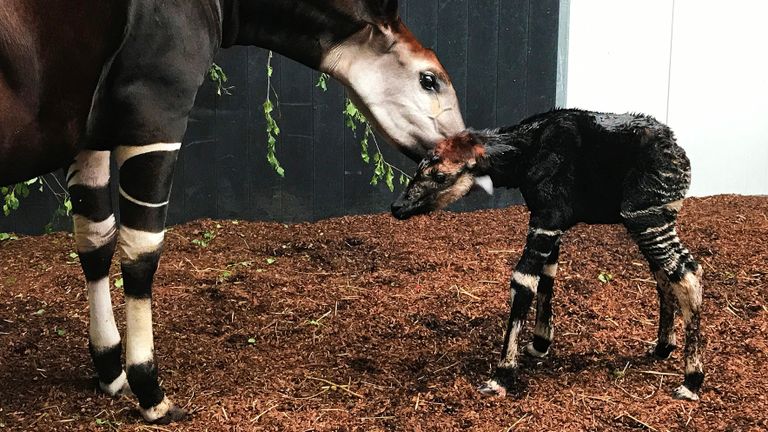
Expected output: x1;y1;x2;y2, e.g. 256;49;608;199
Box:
473;175;494;196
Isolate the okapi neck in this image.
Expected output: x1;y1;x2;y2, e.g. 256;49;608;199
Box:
222;0;365;69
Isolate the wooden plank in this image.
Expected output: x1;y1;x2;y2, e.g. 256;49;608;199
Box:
311;75;346;220
214;47;251;219
497;0;530;124
527;0;560;114
278;56;314;222
406;0;439;49
181;62;218;222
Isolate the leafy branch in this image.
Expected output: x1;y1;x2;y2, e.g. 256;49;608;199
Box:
342;99;410;191
264;52;284;177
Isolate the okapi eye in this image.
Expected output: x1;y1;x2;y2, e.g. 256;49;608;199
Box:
434;172;447;183
420;72;439;92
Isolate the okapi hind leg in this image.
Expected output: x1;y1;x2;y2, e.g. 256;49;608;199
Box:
67;151;128;396
623;203;704;401
115;143;186;424
525;240;561;358
650;268;678;359
478;226;562;397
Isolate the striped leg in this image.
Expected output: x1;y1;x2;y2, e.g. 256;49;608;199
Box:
623;202;704;400
67;151;128;396
650;267;678;359
115;143;185;423
479;226;562;397
525;240;560;358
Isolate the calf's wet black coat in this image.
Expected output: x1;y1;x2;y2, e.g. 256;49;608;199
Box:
394;108;705;401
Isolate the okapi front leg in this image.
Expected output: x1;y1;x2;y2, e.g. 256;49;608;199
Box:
526;240;560;358
67;151;127;395
479;227;562;397
115;143;185;424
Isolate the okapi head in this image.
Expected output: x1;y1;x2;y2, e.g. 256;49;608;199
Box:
318;0;465;159
391;129;513;220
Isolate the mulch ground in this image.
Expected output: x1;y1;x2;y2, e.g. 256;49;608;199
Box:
0;195;766;431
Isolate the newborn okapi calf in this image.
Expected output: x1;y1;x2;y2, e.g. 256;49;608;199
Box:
391;109;704;401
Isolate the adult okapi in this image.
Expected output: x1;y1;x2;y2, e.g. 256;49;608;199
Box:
0;0;465;423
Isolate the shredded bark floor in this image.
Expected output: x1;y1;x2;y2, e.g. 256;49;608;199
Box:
0;195;766;431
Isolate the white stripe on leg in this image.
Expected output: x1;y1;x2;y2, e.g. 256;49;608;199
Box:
119;226;165;262
88;277;121;349
126;297;154;366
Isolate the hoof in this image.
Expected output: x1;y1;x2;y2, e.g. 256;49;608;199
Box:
525;342;548;358
649;343;676;360
477;379;507;397
672;385;700;401
151;405;188;425
99;371;131;397
141;397;188;424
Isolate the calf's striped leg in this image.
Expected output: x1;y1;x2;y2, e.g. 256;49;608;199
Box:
624;202;704;400
525;240;560;358
479;226;562;397
67;151;128;396
115;143;186;423
651;267;678;359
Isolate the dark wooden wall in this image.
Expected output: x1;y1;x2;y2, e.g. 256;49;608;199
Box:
1;0;560;234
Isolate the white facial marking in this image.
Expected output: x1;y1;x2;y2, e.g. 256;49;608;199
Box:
68;150;111;188
474;175;494;195
125;297;154;366
88;277;121;350
140;396;172;422
118;226;164;262
512;272;540;293
74;214;117;253
114;143;181;168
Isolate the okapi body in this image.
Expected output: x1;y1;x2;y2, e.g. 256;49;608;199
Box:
392;108;705;401
0;0;465;423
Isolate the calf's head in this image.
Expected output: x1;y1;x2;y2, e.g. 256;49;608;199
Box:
391;130;497;220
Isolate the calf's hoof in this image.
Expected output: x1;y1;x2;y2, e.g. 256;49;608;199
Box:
477;379;507;397
672;385;700;401
477;368;517;397
140;397;188;424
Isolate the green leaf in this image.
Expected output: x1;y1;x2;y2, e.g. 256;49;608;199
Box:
114;278;124;288
265;257;277;265
34;309;45;316
55;328;66;336
597;272;613;284
315;73;329;92
68;252;79;259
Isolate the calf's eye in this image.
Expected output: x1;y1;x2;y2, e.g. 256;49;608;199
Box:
434;172;447;183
